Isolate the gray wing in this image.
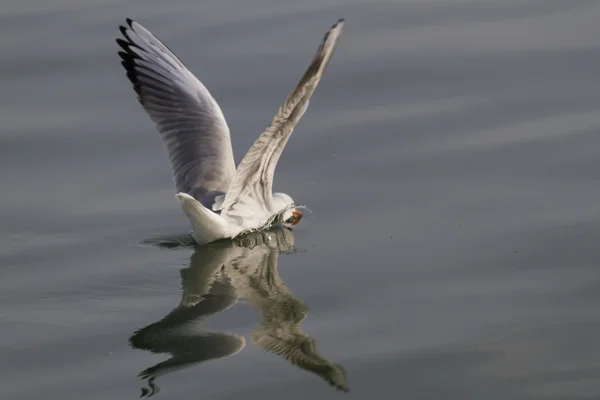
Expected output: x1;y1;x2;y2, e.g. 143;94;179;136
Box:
117;18;236;200
218;19;344;216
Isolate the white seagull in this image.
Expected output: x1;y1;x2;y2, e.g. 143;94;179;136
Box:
116;18;344;245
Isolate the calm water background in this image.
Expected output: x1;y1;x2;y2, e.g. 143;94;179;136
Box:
2;0;600;398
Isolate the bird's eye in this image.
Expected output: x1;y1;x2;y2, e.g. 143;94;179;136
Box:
285;216;295;224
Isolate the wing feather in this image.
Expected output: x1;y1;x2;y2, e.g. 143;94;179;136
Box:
116;18;236;200
219;19;344;217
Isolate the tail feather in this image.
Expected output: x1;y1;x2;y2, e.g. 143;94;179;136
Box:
175;193;231;244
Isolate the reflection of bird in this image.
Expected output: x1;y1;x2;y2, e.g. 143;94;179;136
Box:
226;231;349;393
116;18;344;244
130;228;348;397
129;251;245;398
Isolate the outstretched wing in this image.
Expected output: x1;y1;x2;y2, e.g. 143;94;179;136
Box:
218;19;344;217
116;18;236;200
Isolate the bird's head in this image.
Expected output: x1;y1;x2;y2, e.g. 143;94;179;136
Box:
282;208;303;227
273;193;303;228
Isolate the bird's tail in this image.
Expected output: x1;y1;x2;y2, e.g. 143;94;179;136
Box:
175;193;231;244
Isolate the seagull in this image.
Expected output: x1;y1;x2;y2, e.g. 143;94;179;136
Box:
116;18;344;244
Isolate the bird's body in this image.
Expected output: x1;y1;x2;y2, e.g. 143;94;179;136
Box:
116;18;343;244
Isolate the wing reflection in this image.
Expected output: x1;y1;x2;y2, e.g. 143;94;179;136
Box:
130;228;348;396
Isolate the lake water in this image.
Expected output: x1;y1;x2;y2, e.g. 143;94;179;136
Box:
2;0;600;399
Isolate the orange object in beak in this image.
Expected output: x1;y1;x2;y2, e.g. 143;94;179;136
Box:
291;210;303;226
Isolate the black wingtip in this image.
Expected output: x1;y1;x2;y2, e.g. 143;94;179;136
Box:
118;51;135;63
329;18;344;31
115;38;129;52
116;18;144;100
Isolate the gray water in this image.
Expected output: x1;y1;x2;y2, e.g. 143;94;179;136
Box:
2;0;600;399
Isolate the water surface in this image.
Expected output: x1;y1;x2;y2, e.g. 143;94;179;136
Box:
2;1;600;399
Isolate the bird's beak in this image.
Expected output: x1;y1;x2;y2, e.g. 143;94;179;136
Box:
291;209;303;226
